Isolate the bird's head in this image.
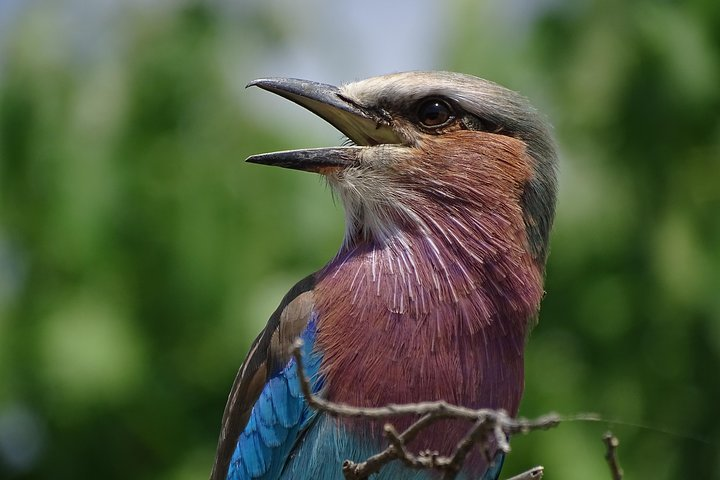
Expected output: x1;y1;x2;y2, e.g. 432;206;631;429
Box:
247;71;557;264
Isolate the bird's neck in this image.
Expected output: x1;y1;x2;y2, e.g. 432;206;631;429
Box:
327;219;543;324
312;132;546;457
315;195;545;396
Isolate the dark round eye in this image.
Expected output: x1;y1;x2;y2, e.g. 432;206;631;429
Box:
417;98;453;128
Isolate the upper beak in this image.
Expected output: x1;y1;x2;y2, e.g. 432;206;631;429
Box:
245;78;401;173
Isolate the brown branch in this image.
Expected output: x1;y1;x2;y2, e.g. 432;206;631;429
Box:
603;432;624;480
291;339;558;479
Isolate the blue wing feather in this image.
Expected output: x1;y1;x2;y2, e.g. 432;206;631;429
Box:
269;376;301;429
256;389;284;448
225;314;505;480
237;429;262;477
227;318;323;480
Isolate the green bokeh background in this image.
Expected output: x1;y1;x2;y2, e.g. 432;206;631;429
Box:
1;1;718;479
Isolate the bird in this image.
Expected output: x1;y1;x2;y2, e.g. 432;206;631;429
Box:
211;71;558;480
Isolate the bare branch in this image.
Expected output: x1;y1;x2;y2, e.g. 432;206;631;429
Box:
292;339;560;479
603;432;624;480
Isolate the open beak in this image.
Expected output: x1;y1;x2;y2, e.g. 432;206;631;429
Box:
245;78;401;173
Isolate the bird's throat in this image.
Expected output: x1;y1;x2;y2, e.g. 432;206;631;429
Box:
313;132;546;459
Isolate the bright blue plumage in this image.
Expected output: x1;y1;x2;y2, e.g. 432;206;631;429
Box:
225;313;505;480
280;415;504;480
227;318;323;480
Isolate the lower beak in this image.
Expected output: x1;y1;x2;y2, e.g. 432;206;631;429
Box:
246;146;364;173
245;77;400;173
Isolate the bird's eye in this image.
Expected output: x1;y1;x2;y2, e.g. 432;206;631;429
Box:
417;98;454;128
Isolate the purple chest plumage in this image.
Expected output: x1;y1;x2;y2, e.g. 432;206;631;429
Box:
312;169;544;459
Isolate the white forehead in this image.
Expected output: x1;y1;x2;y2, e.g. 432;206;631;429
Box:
339;71;515;110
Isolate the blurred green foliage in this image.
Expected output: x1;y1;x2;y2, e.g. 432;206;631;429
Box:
0;2;718;479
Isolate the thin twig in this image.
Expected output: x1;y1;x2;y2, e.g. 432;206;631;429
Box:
291;339;561;479
342;413;435;479
440;416;499;480
292;339;561;430
603;431;624;480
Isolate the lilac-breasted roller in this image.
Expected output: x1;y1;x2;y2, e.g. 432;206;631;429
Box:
210;72;558;480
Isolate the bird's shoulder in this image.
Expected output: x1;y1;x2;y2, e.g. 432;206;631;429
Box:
211;273;317;480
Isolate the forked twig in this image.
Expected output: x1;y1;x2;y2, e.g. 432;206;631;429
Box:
603;432;624;480
291;339;558;479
